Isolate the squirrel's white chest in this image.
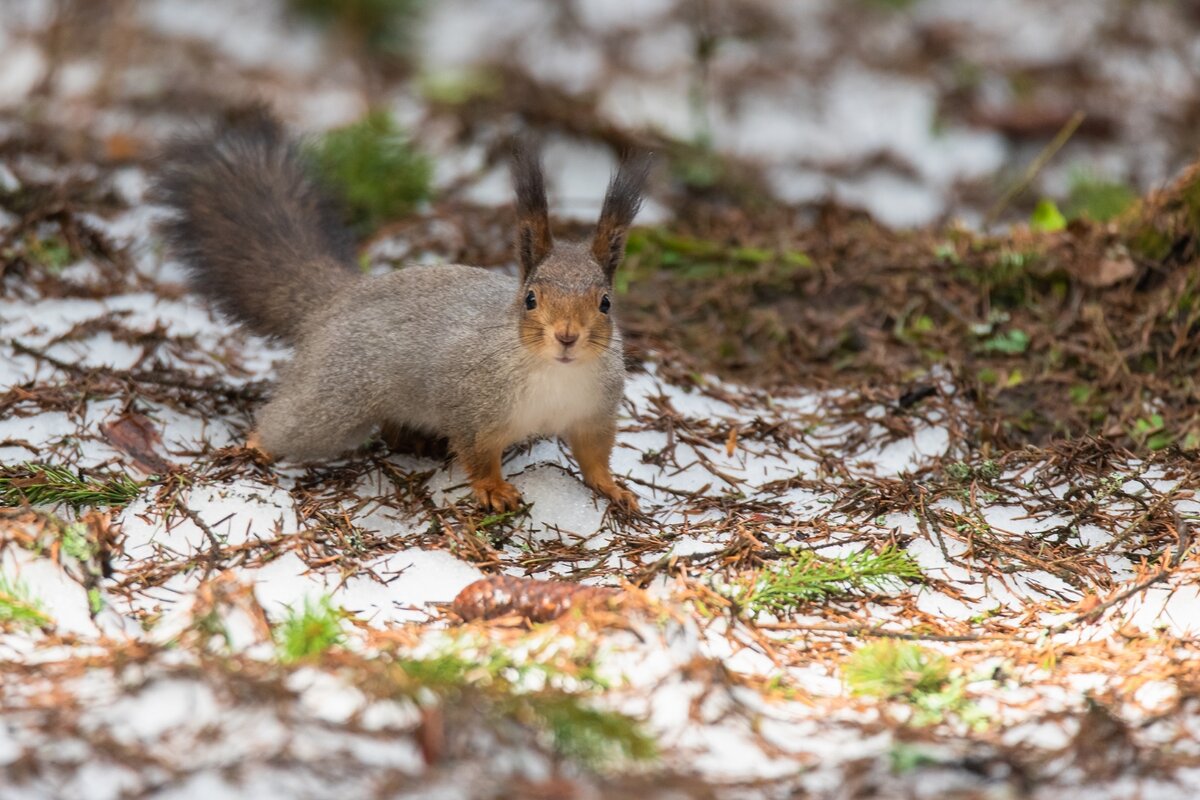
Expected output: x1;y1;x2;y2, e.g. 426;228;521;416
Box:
507;363;606;440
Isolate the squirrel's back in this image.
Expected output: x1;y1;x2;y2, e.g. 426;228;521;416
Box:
155;105;358;341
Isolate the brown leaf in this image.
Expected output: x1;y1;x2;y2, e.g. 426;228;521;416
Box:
80;511;116;578
104;132;143;162
416;706;444;765
1079;255;1136;288
1073;593;1100;614
1065;699;1138;779
100;413;174;474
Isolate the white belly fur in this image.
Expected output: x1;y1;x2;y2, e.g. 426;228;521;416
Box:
507;362;606;441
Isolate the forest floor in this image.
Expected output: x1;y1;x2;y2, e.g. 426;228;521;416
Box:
3;1;1200;798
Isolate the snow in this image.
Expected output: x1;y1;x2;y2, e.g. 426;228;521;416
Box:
0;41;46;108
2;1;1200;795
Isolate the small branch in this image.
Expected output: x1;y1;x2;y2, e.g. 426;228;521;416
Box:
175;496;225;571
1047;511;1193;635
11;339;87;375
984;110;1086;229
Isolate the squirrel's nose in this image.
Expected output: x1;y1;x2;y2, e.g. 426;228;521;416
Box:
555;330;579;346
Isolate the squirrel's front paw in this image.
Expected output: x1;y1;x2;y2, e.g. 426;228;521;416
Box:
472;478;523;513
599;483;640;513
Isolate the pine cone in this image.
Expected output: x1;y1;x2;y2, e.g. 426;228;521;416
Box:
451;576;619;622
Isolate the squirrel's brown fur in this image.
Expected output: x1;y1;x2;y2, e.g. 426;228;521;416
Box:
156;107;647;512
157;105;359;341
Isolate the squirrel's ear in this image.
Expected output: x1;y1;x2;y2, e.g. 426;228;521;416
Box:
511;138;552;281
592;152;652;281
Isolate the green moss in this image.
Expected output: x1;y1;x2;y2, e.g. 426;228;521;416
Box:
1030;199;1066;233
26;234;73;272
1181;171;1200;234
275;596;346;662
308;111;432;231
1127;222;1173;261
418;67;501;106
620;228;812;295
1173;274;1200;315
384;645;654;770
933;241;961;267
846;640;949;699
962;247;1050;309
1130;414;1173;451
889;743;940;774
87;587;104;615
979;328;1030;355
0;574;51;630
669;143;726;191
945;459;1000;483
992;248;1037;280
0;463;144;510
59;521;97;562
845;641;988;729
1065;174;1136;222
860;0;921;10
527;693;658;769
1129;168;1200;262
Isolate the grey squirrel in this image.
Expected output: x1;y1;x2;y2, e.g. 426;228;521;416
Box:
156;106;647;512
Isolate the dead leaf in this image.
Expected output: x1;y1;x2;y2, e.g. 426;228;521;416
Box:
1080;255;1136;288
104;132;143;162
1066;699;1138;779
416;706;444;765
100;412;174;474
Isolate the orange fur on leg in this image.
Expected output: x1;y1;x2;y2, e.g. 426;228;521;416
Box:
566;423;639;512
245;430;275;462
454;437;523;512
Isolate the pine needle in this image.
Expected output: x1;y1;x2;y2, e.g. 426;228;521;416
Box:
738;546;923;616
0;463;144;510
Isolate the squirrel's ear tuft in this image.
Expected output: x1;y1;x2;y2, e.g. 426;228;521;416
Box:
511;137;552;281
592;152;652;281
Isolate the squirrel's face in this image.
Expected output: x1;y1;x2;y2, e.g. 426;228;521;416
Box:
510;139;650;366
517;252;615;365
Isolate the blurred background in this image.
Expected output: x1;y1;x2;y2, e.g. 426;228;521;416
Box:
1;0;1197;230
6;0;1200;452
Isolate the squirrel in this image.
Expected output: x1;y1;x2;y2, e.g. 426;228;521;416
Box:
155;106;647;513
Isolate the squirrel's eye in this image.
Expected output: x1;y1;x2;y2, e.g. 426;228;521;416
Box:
599;294;611;314
525;290;537;310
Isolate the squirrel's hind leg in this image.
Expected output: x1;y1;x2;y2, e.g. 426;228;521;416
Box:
381;421;450;459
245;430;273;460
253;393;374;462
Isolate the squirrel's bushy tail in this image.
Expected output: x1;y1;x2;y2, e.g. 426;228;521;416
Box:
156;105;358;341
